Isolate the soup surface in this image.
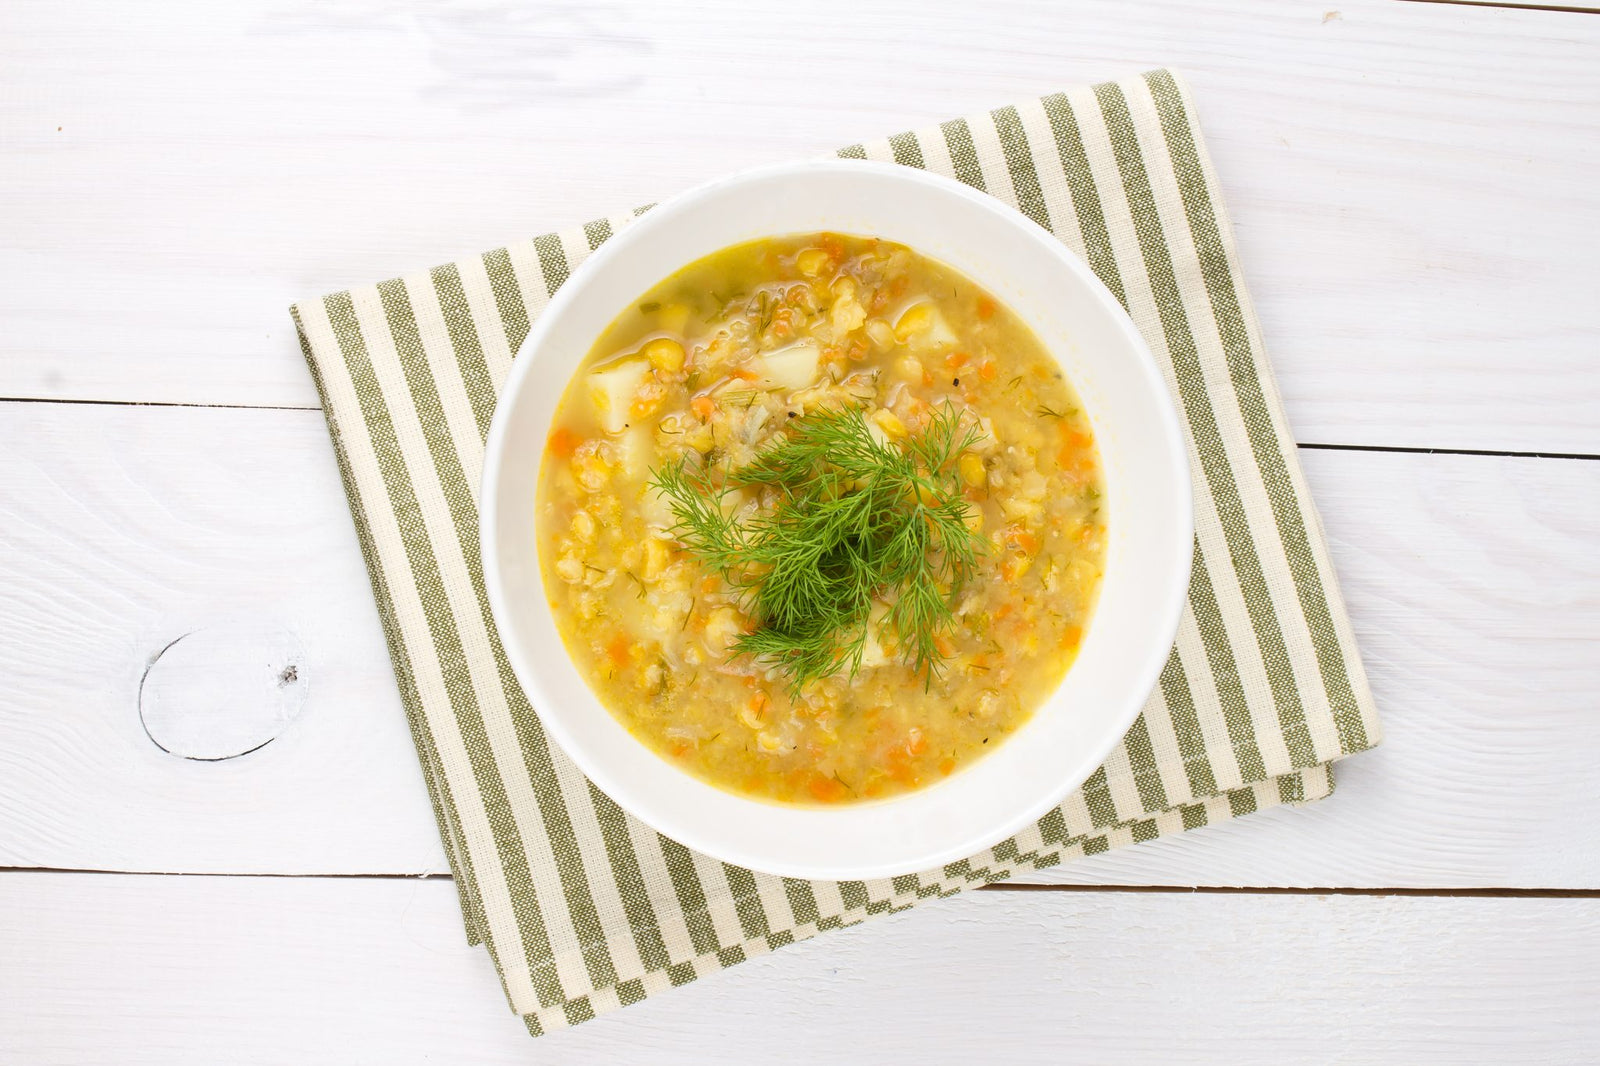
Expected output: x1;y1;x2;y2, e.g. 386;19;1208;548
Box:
537;233;1105;805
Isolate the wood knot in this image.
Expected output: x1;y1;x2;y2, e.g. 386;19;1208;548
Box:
138;623;308;761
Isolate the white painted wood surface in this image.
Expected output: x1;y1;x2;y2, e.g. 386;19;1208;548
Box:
3;0;1599;1060
2;0;1597;452
4;403;1597;886
3;871;1596;1064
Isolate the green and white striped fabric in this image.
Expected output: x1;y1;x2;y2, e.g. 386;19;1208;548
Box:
291;69;1380;1036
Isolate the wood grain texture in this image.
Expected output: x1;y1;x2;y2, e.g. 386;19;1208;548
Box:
2;870;1595;1064
3;402;1595;886
1;0;1597;452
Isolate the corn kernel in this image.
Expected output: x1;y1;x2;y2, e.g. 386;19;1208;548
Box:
756;730;783;752
871;408;908;439
958;452;987;489
796;248;831;277
643;537;670;580
643;337;685;373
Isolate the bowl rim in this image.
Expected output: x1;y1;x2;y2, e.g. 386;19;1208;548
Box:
480;157;1193;880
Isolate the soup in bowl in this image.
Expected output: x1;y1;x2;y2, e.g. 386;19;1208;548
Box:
482;160;1191;880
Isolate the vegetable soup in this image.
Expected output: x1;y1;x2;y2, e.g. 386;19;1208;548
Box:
536;233;1105;805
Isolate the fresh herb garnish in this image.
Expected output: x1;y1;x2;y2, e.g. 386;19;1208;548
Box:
651;405;984;692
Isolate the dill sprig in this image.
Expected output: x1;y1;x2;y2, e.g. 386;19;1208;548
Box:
650;405;984;692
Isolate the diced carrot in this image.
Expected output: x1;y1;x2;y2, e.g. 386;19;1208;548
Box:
1006;528;1041;555
978;360;996;382
945;350;970;370
1056;425;1094;469
976;296;997;320
808;774;848;803
701;575;719;594
670;740;691;758
994;602;1014;620
606;633;632;668
1061;625;1083;650
691;394;715;420
921;368;934;388
939;757;956;776
546;426;581;459
820;233;845;260
731;365;760;383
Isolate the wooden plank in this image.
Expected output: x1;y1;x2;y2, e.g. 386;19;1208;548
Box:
1401;1;1600;12
1;870;1595;1063
1;0;1596;452
0;403;445;875
2;402;1596;886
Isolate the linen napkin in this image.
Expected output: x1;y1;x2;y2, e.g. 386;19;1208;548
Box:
291;68;1380;1036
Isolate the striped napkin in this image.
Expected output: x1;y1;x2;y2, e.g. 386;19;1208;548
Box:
291;69;1380;1036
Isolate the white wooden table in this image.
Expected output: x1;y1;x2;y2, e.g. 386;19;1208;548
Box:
3;0;1597;1061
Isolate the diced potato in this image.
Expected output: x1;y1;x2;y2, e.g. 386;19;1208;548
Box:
857;603;892;668
754;340;821;391
613;425;652;479
894;354;924;382
586;355;650;433
643;337;685;373
658;302;691;335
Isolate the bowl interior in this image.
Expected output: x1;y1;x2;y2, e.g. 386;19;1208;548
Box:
481;160;1192;880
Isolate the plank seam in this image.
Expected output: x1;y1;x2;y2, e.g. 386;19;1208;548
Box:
3;867;1596;898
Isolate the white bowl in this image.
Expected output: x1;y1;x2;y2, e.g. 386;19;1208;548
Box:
481;159;1192;881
